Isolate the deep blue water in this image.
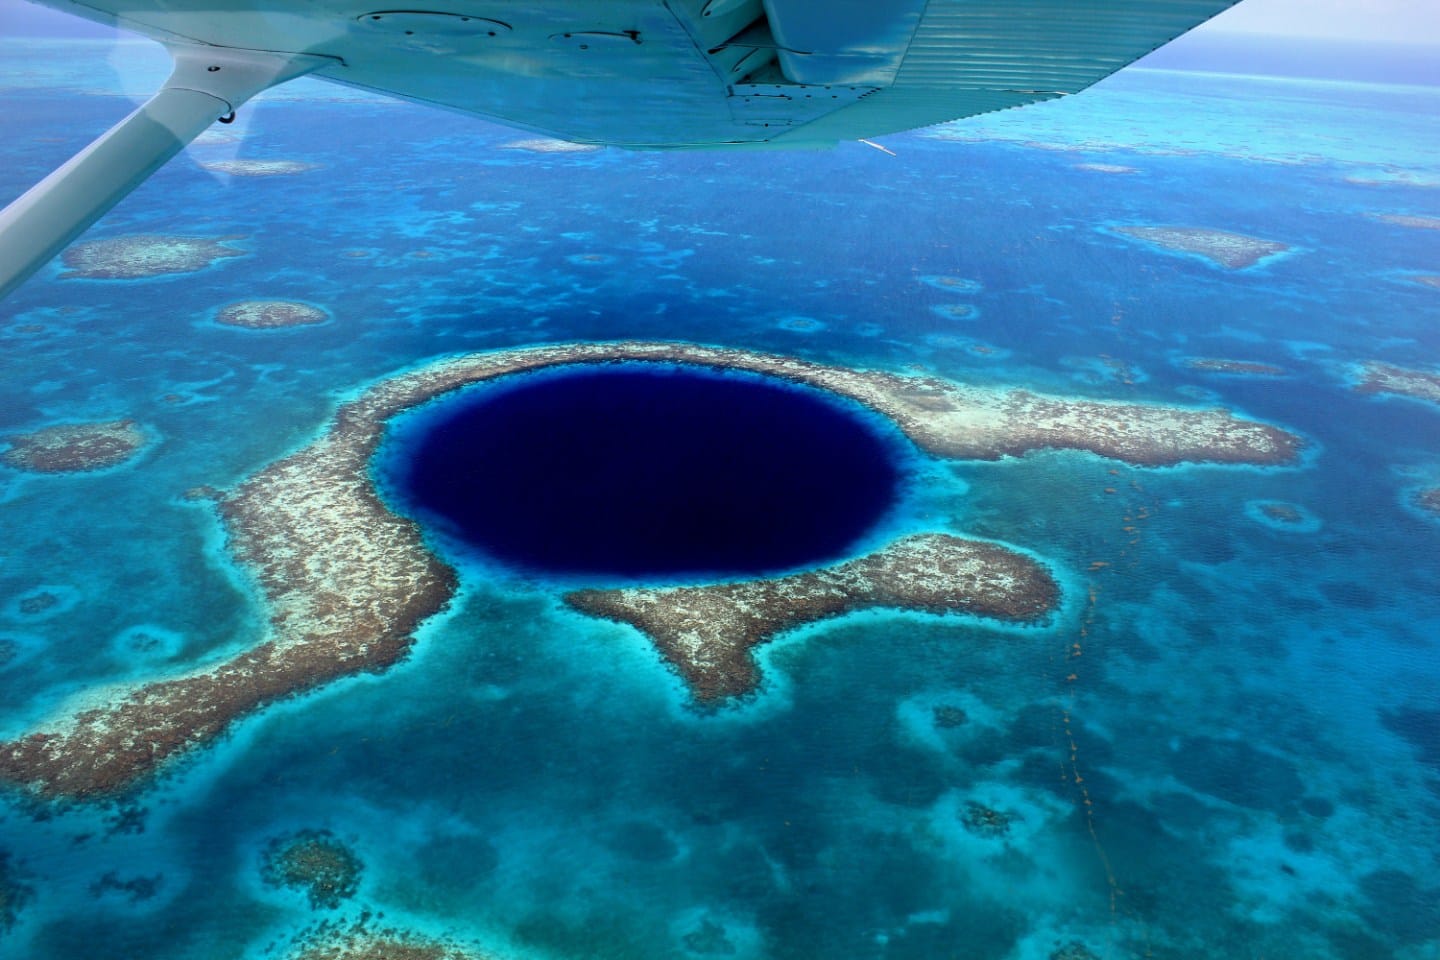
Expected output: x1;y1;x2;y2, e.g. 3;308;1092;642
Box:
386;365;904;580
0;31;1438;960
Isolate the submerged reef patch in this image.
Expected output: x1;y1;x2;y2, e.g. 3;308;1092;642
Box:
215;300;330;330
1184;357;1288;377
88;870;163;904
930;303;979;321
0;419;148;473
1244;499;1321;533
500;137;600;153
288;925;493;960
1353;361;1440;406
776;315;825;332
59;234;246;280
1112;225;1289;269
198;159;317;176
960;802;1017;838
0;851;34;935
566;533;1058;701
0;342;1302;800
920;275;983;293
262;830;363;910
1371;213;1440;230
1411;487;1440;520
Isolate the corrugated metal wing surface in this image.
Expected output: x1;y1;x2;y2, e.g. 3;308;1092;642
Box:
774;0;1238;143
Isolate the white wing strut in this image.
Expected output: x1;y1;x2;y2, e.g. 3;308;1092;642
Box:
0;43;334;300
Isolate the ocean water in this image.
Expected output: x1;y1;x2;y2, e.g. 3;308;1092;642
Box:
380;364;908;581
0;33;1438;960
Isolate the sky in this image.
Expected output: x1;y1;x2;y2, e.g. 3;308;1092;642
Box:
0;0;1437;45
1206;0;1439;43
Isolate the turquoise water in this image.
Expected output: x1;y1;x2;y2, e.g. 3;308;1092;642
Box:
1;34;1439;960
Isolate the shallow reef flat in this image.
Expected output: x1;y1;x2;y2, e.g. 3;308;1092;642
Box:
0;419;149;472
1183;357;1288;377
287;921;492;960
499;137;600;153
1112;224;1290;269
215;299;330;330
58;234;247;280
0;342;1303;801
197;159;318;177
1372;213;1440;230
262;829;364;910
1353;360;1440;406
1074;162;1138;174
566;532;1058;701
1413;487;1440;519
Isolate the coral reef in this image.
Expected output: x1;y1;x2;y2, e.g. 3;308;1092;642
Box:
262;830;363;910
0;851;34;935
567;532;1058;701
1354;361;1440;406
17;592;59;616
198;159;317;176
961;802;1016;838
287;920;493;960
1;420;148;472
1113;225;1289;269
89;870;163;903
1184;358;1287;377
0;342;1301;799
59;234;246;279
216;300;329;330
932;705;968;729
1372;213;1440;230
500;137;599;153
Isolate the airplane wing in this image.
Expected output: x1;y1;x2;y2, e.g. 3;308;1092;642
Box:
0;0;1241;299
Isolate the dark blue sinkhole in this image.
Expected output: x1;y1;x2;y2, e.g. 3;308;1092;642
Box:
378;363;909;582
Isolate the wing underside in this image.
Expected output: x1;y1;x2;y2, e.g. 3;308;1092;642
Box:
35;0;1240;148
0;0;1238;299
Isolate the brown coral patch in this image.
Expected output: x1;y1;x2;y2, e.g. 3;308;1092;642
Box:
287;920;493;960
1114;225;1289;269
1;420;148;473
59;235;246;280
566;533;1059;702
262;829;363;910
216;300;329;330
1354;361;1440;407
1259;502;1304;524
1185;358;1288;377
1412;487;1440;518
